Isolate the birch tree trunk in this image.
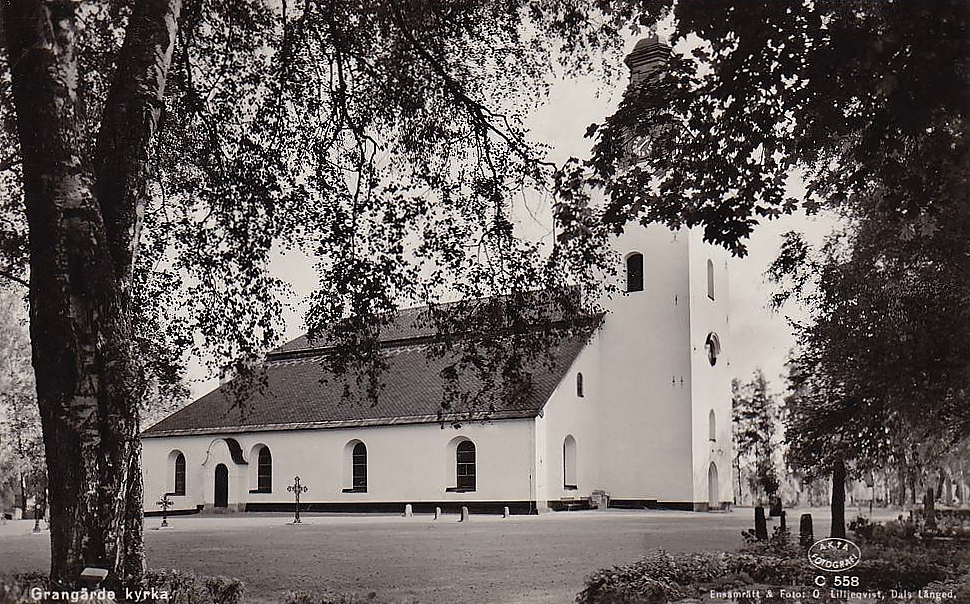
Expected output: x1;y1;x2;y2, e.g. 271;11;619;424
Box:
1;0;180;588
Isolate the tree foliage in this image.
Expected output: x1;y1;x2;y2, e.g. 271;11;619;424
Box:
574;0;969;258
732;370;779;502
0;287;44;513
0;0;674;586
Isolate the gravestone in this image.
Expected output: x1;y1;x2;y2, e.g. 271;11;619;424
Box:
459;506;469;523
799;513;814;547
287;476;308;524
769;496;783;517
434;507;441;520
503;506;510;518
157;493;173;528
924;488;937;530
754;506;768;540
404;504;413;517
779;510;787;531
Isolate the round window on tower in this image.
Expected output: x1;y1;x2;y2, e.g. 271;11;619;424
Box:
705;332;721;367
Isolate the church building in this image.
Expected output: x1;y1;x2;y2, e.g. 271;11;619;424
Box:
140;38;734;515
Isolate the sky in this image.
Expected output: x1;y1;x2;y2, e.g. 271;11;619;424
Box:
183;35;835;403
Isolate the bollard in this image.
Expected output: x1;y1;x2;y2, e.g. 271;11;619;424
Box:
404;504;413;517
799;513;814;548
503;506;510;518
459;506;469;523
754;506;768;540
434;507;441;520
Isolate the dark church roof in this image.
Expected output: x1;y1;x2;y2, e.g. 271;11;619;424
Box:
143;308;597;438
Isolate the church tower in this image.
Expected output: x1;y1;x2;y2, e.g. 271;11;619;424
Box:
594;37;733;510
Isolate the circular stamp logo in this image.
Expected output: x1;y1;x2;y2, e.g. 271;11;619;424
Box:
808;538;862;572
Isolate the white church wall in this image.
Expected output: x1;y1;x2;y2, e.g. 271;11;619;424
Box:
537;333;604;508
687;228;734;509
596;225;696;504
142;418;538;513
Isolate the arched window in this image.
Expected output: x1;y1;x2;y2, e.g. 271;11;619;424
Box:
456;440;476;492
705;332;721;367
563;436;577;489
174;452;186;496
257;446;272;493
707;259;715;300
352;442;368;492
576;373;584;397
709;410;716;442
626;253;644;292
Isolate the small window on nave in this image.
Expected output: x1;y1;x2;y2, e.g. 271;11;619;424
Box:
577;373;584;398
257;446;272;492
352;442;368;492
709;410;716;442
626;253;644;293
174;452;186;496
456;440;476;492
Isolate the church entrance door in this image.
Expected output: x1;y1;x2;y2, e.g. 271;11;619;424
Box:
215;464;229;508
708;462;718;510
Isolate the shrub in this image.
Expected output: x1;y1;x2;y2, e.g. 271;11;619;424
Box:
141;569;245;604
577;527;970;604
721;552;813;586
0;569;245;604
924;571;970;604
577;550;816;604
851;557;947;591
739;526;803;559
278;590;371;604
577;551;724;604
277;590;414;604
849;516;918;546
0;571;47;604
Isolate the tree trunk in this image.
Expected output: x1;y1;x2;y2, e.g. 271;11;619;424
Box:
735;456;743;505
831;458;846;538
1;0;180;589
897;463;907;506
19;469;27;512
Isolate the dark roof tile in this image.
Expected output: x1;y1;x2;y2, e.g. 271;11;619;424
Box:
143;333;590;437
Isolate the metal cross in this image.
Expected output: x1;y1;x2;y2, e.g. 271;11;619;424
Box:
156;493;173;528
287;476;308;524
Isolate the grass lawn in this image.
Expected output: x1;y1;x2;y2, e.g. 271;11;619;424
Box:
0;507;882;604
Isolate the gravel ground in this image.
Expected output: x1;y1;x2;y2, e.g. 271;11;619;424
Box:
0;506;894;604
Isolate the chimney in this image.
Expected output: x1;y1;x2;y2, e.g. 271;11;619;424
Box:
624;34;671;87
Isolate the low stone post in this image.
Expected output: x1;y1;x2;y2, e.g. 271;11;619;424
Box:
799;513;814;548
434;507;441;520
459;506;469;523
503;506;510;518
404;504;413;517
754;506;768;540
